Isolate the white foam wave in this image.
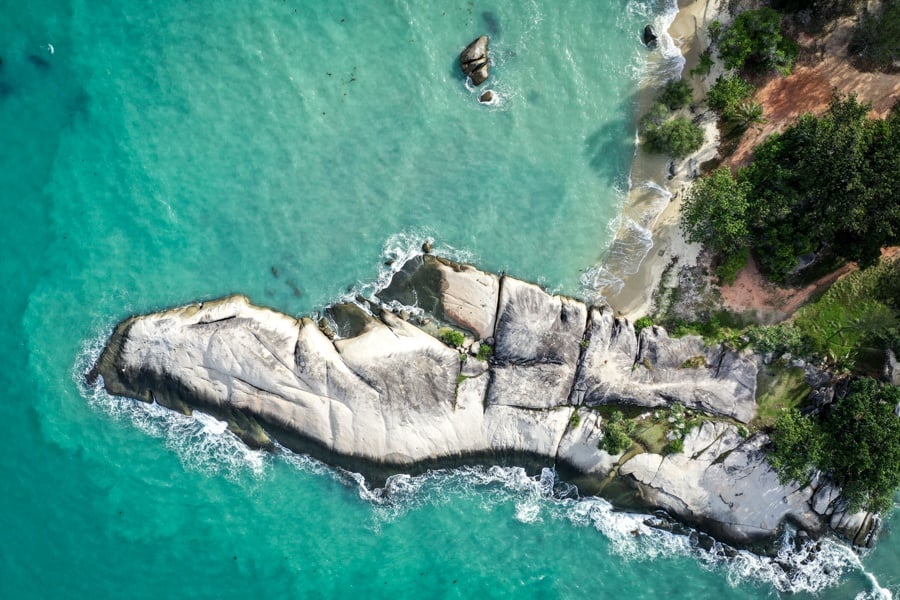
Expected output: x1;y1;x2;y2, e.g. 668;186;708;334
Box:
341;230;477;307
301;462;886;596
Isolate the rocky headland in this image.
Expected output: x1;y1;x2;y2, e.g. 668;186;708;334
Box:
89;254;879;553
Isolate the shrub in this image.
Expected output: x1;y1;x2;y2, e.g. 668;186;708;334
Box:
770;408;824;485
707;74;754;113
708;20;723;44
634;316;654;335
658;78;693;110
663;437;684;454
715;247;749;285
718;8;798;75
600;411;635;455
746;324;809;356
642;116;705;157
690;49;714;78
439;328;465;347
476;343;493;361
640;102;670;129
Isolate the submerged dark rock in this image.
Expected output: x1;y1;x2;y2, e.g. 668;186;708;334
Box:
89;255;880;552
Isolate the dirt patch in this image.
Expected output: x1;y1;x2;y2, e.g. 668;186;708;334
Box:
719;255;854;324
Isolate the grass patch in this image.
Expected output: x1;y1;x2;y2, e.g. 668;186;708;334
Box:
791;260;899;372
752;363;810;430
680;355;708;369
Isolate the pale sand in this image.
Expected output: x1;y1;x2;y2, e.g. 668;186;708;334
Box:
605;0;724;319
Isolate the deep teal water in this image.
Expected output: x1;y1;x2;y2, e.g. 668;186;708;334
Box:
1;0;896;597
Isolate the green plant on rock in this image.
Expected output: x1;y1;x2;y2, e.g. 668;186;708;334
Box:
600;410;635;455
440;328;465;348
634;316;654;335
570;410;581;428
476;343;493;361
680;355;708;369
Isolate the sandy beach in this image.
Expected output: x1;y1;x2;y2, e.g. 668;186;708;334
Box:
604;0;723;319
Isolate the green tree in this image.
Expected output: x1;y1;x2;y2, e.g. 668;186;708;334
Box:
718;8;798;75
658;78;693;110
739;94;900;279
770;408;824;485
680;167;750;254
823;379;900;513
707;74;754;113
642;117;705;158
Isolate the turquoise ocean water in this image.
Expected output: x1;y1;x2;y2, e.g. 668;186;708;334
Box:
1;0;896;597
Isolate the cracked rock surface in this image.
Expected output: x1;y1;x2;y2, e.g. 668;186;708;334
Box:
89;256;878;551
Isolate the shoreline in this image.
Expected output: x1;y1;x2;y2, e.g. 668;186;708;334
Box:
604;0;723;319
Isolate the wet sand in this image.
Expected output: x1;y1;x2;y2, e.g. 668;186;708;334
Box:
605;0;723;318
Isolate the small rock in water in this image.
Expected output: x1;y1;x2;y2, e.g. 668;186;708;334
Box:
478;90;494;103
421;240;432;253
642;24;658;49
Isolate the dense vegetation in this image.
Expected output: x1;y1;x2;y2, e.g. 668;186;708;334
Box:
639;80;705;158
745;257;900;371
682;94;900;282
850;2;900;71
717;8;798;75
770;378;900;513
658;79;693;110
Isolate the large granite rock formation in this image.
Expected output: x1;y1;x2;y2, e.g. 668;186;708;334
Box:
89;254;879;551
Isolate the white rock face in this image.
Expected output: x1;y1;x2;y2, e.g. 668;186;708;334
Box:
619;423;820;546
575;308;758;423
90;256;879;551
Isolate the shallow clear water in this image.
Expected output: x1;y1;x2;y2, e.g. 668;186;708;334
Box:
1;0;896;597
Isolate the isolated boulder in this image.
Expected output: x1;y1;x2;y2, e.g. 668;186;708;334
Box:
460;36;490;85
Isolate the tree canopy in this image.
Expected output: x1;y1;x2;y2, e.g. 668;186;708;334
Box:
770;378;900;514
682;94;900;281
641;116;704;158
718;8;798;75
